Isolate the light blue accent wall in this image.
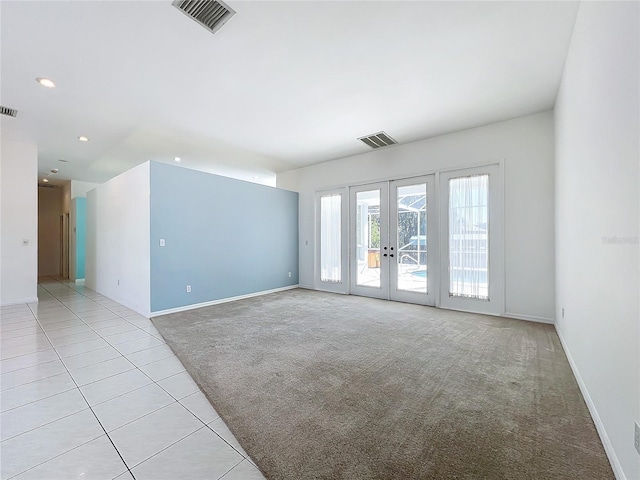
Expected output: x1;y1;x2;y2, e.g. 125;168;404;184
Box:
75;197;86;279
149;162;299;312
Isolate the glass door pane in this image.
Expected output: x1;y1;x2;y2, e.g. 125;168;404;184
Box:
320;194;342;283
396;183;427;293
448;175;489;300
350;182;389;300
355;189;381;288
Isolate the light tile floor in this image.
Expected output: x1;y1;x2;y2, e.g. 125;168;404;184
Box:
1;278;265;480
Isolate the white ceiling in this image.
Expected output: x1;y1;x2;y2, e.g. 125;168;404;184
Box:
1;1;579;186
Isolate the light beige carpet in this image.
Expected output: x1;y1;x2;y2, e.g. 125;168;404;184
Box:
152;289;613;480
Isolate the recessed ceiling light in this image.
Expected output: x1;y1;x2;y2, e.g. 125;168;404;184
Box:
42;178;49;183
36;77;56;88
78;136;89;142
174;157;181;162
50;168;59;174
58;159;69;163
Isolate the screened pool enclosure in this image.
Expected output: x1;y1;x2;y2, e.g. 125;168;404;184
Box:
355;184;428;293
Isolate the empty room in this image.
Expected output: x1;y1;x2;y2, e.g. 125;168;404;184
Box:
0;1;638;480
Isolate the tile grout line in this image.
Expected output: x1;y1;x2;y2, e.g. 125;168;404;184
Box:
31;287;163;361
121;424;211;472
1;406;93;444
0;379;77;414
24;280;139;480
0;326;46;340
121;425;247;479
47;278;242;474
0;358;62;384
31;278;234;475
203;421;252;460
217;458;252;480
13;278;253;479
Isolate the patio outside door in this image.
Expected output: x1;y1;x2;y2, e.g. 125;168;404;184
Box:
349;176;436;306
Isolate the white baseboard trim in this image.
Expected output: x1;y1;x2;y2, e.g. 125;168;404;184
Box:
504;312;555;324
150;285;299;317
311;286;348;295
75;278;85;285
1;297;39;307
555;326;625;480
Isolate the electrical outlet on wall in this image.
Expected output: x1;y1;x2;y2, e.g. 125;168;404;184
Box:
288;272;292;278
634;421;640;455
186;285;191;293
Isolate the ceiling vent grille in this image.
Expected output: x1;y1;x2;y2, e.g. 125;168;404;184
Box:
358;131;397;149
172;0;236;35
0;106;18;118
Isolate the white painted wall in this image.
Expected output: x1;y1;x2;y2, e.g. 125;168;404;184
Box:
71;180;99;199
0;137;38;305
554;2;639;479
278;111;556;322
61;181;71;214
86;162;150;316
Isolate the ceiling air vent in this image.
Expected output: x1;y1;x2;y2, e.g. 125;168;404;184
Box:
0;106;18;118
358;131;397;149
172;0;236;35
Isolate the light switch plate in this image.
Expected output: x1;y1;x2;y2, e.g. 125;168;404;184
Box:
159;239;165;247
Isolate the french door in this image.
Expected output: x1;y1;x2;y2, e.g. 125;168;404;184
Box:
349;176;436;306
317;165;503;315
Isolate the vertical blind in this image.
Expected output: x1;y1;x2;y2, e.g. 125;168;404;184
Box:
448;174;489;300
320;194;342;283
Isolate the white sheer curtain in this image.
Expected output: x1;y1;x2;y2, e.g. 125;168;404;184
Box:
448;174;489;299
320;194;342;283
